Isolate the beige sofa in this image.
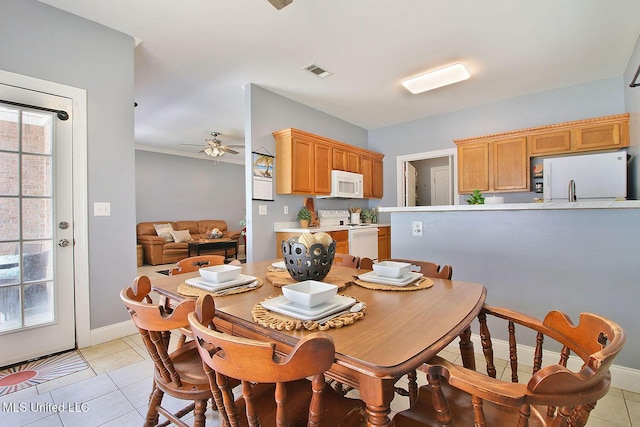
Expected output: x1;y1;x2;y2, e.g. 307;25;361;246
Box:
136;220;241;266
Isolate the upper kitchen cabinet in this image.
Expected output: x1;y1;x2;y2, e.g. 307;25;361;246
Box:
332;146;361;173
456;114;629;194
361;153;384;198
528;114;629;156
273;128;383;197
273;128;331;195
456;136;527;194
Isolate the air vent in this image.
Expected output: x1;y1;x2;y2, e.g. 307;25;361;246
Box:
303;63;333;79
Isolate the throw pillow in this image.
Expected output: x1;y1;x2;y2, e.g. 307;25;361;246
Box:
153;223;174;242
209;228;223;239
170;229;192;243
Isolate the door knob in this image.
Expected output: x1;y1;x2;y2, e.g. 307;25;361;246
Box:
58;239;70;247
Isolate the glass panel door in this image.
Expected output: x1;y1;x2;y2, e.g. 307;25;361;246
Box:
0;106;55;332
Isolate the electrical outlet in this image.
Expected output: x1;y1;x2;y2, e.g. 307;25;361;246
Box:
258;205;267;215
412;221;423;237
284;205;288;214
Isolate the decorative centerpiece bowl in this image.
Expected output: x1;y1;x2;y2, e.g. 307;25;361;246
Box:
281;240;336;282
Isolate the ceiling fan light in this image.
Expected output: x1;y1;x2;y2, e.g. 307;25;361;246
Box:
204;147;214;156
402;63;470;94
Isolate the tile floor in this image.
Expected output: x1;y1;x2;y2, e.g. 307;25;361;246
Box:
0;259;637;426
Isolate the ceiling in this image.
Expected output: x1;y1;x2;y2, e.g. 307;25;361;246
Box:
39;0;640;163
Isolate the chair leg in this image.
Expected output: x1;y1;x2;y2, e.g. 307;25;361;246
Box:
193;399;208;427
145;387;164;427
407;370;418;407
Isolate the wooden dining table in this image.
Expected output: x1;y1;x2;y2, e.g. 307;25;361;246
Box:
150;259;487;427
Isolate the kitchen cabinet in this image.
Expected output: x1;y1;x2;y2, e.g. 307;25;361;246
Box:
457;142;490;193
273;128;384;197
332;146;361;173
377;226;390;260
361;153;384;198
456;136;527;194
329;230;349;254
274;129;331;195
456;114;629;194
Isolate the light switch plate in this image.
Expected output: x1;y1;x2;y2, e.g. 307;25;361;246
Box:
94;202;111;216
284;205;289;214
412;221;423;236
259;205;268;215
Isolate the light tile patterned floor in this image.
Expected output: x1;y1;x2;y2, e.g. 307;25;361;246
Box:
0;258;637;426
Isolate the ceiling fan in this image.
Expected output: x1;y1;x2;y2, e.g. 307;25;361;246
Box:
180;132;244;157
267;0;293;10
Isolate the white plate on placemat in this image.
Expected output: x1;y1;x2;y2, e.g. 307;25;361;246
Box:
271;260;286;269
357;271;423;286
185;274;257;292
261;295;356;321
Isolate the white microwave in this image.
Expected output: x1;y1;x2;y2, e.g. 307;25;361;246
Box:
317;170;364;198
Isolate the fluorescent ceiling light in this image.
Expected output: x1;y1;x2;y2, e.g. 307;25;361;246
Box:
402;63;470;94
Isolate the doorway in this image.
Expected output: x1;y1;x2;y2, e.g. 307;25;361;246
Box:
0;71;89;366
396;148;457;207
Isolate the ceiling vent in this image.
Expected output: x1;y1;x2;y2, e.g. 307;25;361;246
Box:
303;63;333;79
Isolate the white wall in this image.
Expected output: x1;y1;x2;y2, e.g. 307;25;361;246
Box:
0;0;136;329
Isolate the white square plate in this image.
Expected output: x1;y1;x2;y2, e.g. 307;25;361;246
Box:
185;274;257;292
261;295;356;320
357;271;423;286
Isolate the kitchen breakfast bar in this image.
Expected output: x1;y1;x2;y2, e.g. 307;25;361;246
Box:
379;201;640;389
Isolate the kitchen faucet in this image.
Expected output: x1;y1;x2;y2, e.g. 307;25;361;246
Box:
568;179;576;202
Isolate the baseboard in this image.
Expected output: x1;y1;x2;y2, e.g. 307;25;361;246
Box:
85;320;138;348
447;334;640;394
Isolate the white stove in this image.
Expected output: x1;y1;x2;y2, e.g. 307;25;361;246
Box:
317;210;379;259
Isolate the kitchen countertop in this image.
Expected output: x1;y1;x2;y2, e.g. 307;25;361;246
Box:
378;200;640;213
274;222;390;233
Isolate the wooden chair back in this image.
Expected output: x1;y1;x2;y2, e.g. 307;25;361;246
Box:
392;305;626;427
333;253;360;268
169;254;225;275
188;294;365;426
120;276;211;426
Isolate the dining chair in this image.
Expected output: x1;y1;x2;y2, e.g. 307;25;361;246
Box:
120;276;212;427
169;254;225;275
358;257;374;270
392;306;626;427
188;293;367;427
333;253;360;268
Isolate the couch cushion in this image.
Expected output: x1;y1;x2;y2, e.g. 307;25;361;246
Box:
175;221;199;234
170;229;192;243
153;223;174;242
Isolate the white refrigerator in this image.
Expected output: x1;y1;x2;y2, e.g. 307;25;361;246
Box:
543;150;627;202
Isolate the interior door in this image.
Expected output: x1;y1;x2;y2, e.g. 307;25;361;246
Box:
0;84;75;366
404;162;417;206
431;166;452;205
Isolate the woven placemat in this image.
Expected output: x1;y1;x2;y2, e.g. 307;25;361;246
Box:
353;277;434;291
265;270;352;291
177;278;263;297
252;295;365;331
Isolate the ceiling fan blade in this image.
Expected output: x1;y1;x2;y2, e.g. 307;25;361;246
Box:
267;0;292;10
221;146;239;155
179;143;207;146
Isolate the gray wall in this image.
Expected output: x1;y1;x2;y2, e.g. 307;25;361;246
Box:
369;77;627;223
244;85;369;262
135;150;244;229
0;0;136;329
388;208;640;370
